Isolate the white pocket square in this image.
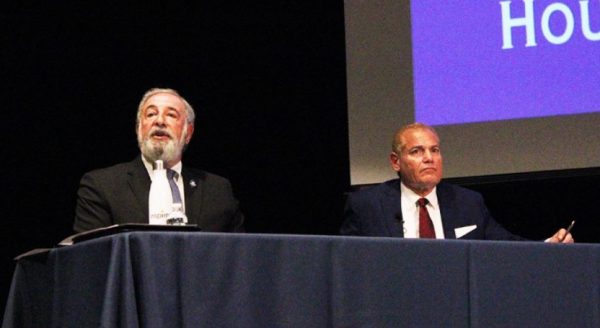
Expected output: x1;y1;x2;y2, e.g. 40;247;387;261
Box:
455;225;477;238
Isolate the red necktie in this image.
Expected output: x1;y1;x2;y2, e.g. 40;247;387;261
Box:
417;198;436;239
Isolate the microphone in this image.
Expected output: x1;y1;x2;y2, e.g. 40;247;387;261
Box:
395;212;406;235
395;212;403;224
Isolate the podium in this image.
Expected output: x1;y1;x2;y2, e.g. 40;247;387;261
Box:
3;231;599;327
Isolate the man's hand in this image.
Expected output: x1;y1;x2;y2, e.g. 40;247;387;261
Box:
545;228;574;243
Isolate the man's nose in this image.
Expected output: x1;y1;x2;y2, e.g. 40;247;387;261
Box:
423;150;433;162
154;113;166;126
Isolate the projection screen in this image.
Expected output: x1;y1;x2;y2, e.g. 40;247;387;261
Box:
345;0;600;185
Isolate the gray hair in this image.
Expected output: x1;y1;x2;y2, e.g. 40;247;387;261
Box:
136;88;196;128
392;122;439;153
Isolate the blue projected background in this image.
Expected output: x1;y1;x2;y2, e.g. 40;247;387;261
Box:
345;0;600;184
412;0;600;125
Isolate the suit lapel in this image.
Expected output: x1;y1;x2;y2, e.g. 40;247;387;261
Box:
381;180;404;237
437;183;457;239
182;166;202;219
127;157;151;222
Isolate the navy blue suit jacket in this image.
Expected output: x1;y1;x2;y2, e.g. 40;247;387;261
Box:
340;179;525;240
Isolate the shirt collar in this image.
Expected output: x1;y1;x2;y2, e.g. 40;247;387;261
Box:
141;156;183;180
400;181;439;210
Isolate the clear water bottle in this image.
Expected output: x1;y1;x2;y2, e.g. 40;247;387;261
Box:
148;160;172;225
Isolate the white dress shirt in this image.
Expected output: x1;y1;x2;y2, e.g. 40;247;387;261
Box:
400;182;445;239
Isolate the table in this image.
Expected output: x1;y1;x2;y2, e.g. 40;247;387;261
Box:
3;232;599;327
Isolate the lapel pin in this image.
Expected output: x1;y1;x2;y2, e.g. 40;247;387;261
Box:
190;180;197;188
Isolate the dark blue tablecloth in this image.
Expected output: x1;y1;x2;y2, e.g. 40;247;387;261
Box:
3;232;598;327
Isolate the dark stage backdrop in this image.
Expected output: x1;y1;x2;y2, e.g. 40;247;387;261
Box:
2;1;599;315
1;2;349;312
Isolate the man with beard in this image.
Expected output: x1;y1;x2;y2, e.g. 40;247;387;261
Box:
73;88;244;233
340;123;573;243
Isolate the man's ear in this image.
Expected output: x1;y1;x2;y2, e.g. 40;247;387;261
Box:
185;123;195;144
390;152;401;172
135;122;141;140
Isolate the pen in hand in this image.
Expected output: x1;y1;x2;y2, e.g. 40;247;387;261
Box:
559;220;575;242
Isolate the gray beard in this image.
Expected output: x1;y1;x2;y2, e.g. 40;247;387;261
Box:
138;129;186;164
137;124;189;165
140;138;182;164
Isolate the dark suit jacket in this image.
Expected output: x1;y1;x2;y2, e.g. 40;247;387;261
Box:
340;179;525;240
74;157;244;233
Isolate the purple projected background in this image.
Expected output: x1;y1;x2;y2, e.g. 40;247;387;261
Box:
412;0;600;126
